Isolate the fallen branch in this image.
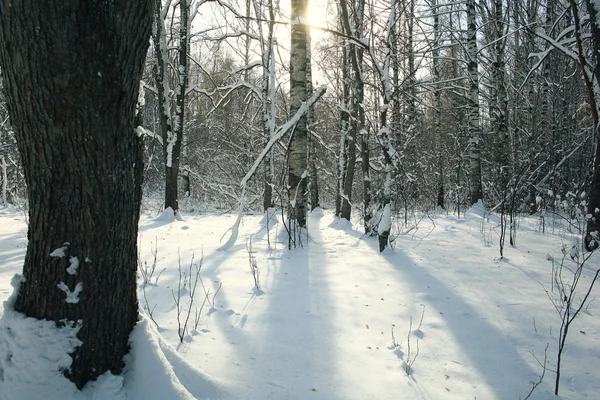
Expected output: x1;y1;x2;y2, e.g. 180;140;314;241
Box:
218;85;327;251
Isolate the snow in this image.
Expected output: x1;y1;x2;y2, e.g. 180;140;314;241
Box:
66;257;79;275
50;244;69;258
1;205;600;399
154;207;185;223
57;282;83;304
378;203;392;233
0;275;82;400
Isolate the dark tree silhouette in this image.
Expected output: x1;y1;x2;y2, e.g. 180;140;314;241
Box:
0;0;153;388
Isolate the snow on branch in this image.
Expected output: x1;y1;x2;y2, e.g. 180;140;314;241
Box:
531;29;594;74
217;85;327;252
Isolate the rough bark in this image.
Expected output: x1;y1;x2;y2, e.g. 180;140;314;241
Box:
0;0;152;389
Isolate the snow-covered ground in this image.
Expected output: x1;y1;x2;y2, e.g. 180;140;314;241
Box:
1;204;599;399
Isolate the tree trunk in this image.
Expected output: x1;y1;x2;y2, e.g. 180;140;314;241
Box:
467;0;483;205
431;0;445;210
335;6;351;219
176;0;190;202
377;0;397;252
288;0;309;228
258;0;277;212
153;0;184;215
339;0;366;222
0;0;152;389
0;155;6;206
581;0;600;250
361;129;372;234
306;27;320;210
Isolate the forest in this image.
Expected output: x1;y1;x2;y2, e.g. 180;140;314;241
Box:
0;0;599;399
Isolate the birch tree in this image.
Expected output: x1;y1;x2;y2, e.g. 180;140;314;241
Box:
466;0;483;205
367;0;397;252
288;0;310;230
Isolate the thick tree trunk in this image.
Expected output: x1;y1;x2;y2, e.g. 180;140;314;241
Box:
0;0;152;389
288;0;309;228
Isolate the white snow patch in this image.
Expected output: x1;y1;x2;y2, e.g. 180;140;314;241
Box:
0;280;82;400
57;282;83;304
123;314;226;399
258;207;279;227
310;207;324;217
66;257;79;276
377;203;392;233
50;244;69;258
466;199;486;217
155;207;185;223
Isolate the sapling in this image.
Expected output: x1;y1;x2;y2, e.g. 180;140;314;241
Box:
172;251;204;342
138;239;164;329
522;344;549;400
404;305;425;375
544;239;598;395
246;237;261;290
390;306;425;376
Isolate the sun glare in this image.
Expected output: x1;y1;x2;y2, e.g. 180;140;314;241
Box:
306;0;332;42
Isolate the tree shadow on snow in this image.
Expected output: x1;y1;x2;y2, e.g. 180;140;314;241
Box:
366;238;556;399
206;213;340;400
